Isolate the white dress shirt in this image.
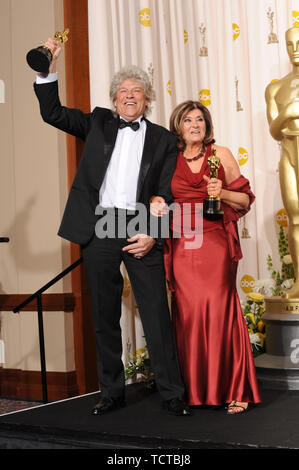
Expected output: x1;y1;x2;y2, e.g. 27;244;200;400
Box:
36;73;146;210
99;116;146;210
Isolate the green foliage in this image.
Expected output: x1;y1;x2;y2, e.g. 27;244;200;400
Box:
267;225;295;296
242;292;266;357
125;346;155;389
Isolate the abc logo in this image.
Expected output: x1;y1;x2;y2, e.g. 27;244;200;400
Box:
139;8;151;27
238;147;248;166
122;277;131;298
166;80;172;95
292;11;299;27
199;89;211;106
276;208;288;227
240;274;255;293
233;23;240;41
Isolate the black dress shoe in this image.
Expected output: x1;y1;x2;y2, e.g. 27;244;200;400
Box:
92;396;126;415
163;398;191;416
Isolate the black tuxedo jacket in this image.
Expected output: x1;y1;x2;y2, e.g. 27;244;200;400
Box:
34;81;178;246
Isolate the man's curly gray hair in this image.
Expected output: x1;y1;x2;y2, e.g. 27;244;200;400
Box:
109;65;156;117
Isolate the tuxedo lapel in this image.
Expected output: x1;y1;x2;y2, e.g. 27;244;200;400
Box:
103;115;119;164
136;120;160;201
89;114;118;192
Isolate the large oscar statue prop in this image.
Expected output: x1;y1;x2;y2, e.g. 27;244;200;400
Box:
255;27;299;390
26;29;69;73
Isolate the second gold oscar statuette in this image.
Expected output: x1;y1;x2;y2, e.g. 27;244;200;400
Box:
26;29;69;73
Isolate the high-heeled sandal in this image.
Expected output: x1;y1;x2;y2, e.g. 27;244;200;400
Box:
226;400;249;415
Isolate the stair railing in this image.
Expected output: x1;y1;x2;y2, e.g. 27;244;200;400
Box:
12;257;83;403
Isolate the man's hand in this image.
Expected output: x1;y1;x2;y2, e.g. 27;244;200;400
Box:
150;196;169;217
43;37;62;73
122;234;156;259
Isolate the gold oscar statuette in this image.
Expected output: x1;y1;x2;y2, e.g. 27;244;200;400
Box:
203;148;224;216
26;29;69;73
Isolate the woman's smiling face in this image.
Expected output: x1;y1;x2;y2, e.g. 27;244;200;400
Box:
181;108;206;146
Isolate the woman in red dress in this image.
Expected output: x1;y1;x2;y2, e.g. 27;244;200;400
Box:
151;101;261;413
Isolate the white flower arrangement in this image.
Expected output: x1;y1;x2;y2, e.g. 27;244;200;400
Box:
266;225;295;295
282;254;292;265
281;278;294;290
249;332;262;346
252;279;276;297
242;292;266;356
242;223;295;356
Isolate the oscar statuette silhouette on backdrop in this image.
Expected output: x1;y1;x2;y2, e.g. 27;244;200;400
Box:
255;27;299;390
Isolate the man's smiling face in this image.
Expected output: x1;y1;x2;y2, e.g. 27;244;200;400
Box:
114;79;149;121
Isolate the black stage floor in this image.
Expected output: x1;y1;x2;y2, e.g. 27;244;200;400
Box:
0;383;298;450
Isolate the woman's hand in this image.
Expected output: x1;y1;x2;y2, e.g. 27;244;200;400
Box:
149;196;169;217
203;175;222;197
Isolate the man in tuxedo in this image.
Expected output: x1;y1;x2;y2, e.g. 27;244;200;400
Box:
33;37;189;416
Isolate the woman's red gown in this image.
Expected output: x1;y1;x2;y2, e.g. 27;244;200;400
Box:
164;145;261;406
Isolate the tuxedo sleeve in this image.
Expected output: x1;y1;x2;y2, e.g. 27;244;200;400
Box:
33;80;92;140
155;133;178;205
150;132;178;249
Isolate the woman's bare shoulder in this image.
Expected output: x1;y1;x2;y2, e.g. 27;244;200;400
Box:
212;144;241;182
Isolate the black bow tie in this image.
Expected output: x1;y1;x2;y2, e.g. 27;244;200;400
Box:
119;119;140;131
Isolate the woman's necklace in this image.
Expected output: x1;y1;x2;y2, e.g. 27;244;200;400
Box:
183;145;206;162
